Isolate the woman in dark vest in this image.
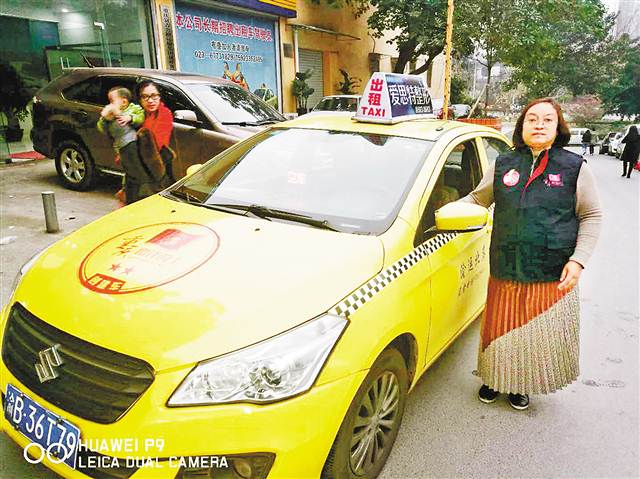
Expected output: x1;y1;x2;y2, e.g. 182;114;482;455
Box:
461;98;602;410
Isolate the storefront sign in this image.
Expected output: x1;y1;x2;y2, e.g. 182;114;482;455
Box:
174;2;279;109
160;5;177;70
355;72;434;124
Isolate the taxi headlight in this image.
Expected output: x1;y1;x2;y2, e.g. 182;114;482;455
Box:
168;314;347;406
10;247;49;298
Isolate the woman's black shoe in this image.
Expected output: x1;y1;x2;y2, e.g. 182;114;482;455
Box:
478;384;499;403
508;393;530;410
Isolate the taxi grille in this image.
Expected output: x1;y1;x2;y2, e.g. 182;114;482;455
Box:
2;303;154;424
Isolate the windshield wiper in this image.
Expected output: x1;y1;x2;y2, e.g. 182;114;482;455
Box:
197;202;269;219
222;119;281;127
163;186;201;204
221;121;260;126
254;119;281;125
205;203;339;231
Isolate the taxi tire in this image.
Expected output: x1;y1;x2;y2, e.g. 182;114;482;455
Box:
322;348;408;479
54;139;96;191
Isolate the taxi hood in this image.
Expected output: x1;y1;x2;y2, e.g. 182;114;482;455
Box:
15;196;384;371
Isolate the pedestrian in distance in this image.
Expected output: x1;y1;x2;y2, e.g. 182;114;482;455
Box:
581;129;592;155
136;80;177;191
96;87;145;205
620;125;640;178
460;98;602;410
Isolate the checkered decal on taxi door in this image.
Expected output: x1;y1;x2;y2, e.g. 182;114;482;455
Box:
329;232;458;318
329;204;494;318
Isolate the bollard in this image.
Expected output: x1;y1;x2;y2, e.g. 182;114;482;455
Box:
41;191;60;233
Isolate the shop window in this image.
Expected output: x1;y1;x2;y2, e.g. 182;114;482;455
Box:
0;0;153;88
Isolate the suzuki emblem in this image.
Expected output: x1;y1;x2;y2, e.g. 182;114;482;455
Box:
35;344;64;383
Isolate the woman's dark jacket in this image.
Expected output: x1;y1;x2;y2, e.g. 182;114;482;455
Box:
491;146;584;283
621;125;640;163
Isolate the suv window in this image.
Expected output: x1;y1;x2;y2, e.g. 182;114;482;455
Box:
188;83;284;123
99;76;139;104
415;139;482;245
146;80;196;113
63;76;140;106
482;137;510;165
63;78;103;105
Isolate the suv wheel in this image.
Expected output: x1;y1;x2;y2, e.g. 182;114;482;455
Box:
322;348;408;479
55;140;96;191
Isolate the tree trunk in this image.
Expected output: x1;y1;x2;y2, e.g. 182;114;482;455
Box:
394;39;417;73
484;59;493;116
409;46;444;75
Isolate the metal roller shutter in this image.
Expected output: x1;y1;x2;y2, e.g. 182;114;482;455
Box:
298;49;324;110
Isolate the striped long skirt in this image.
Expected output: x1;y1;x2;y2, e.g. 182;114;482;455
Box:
477;276;580;395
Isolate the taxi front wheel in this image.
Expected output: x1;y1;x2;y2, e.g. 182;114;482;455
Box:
322;348;408;479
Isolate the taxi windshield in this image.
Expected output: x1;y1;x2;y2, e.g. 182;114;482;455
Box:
166;128;432;234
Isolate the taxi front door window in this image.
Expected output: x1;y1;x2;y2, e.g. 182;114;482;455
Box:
415;139;482;245
482;137;510;166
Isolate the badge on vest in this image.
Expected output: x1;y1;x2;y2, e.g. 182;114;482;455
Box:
544;173;564;187
503;169;520;187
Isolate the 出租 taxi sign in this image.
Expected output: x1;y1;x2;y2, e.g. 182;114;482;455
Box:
354;72;434;124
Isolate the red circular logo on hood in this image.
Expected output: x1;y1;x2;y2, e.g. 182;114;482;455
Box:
79;222;219;294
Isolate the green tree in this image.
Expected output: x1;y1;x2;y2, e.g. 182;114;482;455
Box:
504;0;614;99
313;0;616;107
599;37;640;118
336;69;361;94
312;0;465;74
454;0;532;113
292;69;316;112
450;75;472;105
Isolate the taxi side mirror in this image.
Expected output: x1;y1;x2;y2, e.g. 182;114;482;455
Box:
434;202;488;233
186;164;203;176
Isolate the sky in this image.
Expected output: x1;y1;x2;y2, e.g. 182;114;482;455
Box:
601;0;619;14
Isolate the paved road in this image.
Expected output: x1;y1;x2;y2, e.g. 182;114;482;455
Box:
380;149;639;478
0;151;637;478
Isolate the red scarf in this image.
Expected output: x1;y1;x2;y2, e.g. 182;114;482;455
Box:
142;102;173;150
521;149;549;200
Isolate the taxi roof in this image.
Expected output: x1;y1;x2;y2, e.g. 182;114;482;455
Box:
275;113;501;142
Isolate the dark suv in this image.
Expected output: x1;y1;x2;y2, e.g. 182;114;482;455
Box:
31;68;285;190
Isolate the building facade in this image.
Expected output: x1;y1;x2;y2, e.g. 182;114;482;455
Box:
0;0;443;116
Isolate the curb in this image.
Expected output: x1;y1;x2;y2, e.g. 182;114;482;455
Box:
1;156;51;167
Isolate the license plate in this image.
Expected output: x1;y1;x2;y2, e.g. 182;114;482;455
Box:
4;384;80;469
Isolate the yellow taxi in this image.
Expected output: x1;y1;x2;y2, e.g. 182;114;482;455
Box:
1;74;511;479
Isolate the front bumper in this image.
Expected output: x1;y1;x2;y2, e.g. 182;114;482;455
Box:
1;340;366;479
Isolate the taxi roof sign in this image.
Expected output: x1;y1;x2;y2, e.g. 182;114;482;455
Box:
354;72;434;124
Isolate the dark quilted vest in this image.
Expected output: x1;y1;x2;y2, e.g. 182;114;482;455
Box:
491;146;584;282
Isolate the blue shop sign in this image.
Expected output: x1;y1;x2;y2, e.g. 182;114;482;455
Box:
175;2;280;109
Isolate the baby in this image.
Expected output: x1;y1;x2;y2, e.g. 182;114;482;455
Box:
97;87;145;204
